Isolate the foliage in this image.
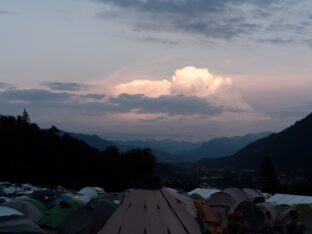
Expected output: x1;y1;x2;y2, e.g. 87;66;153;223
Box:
0;112;157;192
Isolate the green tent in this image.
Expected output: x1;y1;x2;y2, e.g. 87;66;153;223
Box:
275;204;291;214
16;197;49;215
39;200;83;229
295;204;312;233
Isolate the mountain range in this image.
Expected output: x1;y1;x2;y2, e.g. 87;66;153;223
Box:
180;132;271;161
70;131;272;163
201;112;312;171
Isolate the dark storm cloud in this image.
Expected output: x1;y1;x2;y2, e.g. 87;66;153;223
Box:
0;82;16;90
0;88;225;116
96;0;287;39
0;89;72;103
44;82;89;91
82;94;106;100
107;93;223;115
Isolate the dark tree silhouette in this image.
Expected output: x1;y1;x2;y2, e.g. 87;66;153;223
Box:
0;114;157;192
22;108;30;123
259;156;278;193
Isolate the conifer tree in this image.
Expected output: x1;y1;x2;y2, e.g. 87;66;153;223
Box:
21;108;30;124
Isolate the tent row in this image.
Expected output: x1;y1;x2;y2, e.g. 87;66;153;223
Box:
1;182;312;234
0;186;117;234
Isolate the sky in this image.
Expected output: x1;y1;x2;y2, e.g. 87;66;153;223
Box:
0;0;312;141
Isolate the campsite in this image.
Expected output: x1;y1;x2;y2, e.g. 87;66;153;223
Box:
2;0;312;233
1;181;311;234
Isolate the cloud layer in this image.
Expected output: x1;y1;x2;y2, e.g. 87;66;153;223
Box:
0;82;16;91
95;0;312;45
112;66;252;112
0;67;269;140
44;82;89;92
0;67;252;117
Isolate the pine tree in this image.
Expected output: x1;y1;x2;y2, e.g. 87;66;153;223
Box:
21;108;30;124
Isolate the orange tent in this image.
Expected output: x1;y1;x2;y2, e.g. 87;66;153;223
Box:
194;200;220;223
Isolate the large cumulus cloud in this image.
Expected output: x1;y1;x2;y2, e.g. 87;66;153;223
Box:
0;67;272;140
112;66;252;112
0;67;253;117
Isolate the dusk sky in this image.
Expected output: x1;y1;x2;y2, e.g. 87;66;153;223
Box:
1;0;312;141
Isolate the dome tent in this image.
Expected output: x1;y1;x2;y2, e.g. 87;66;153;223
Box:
59;195;117;234
39;200;83;229
243;188;264;203
16;197;49;215
257;202;277;225
275;205;312;233
2;200;43;223
98;188;201;234
78;187;98;199
223;187;248;202
230;201;272;233
0;206;44;234
207;192;235;218
188;188;221;199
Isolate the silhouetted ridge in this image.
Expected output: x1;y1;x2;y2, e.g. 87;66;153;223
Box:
0;113;157;192
201;112;312;170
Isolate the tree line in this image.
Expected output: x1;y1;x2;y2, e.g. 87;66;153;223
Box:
0;110;157;192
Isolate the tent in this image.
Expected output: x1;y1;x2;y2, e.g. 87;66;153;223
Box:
0;206;44;233
50;193;74;206
2;200;43;223
59;195;117;234
39;200;84;229
274;208;296;233
194;200;220;233
273;207;312;232
243;188;264;203
230;201;272;233
190;193;205;201
0;206;23;216
166;188;197;217
266;193;312;205
275;204;291;214
30;190;58;207
93;187;106;195
78;187;98;199
223;187;248;202
188;188;221;200
98;188;202;234
207;192;235;218
257;202;277;225
16;197;49;215
194;200;219;223
294;204;312;233
73;194;91;204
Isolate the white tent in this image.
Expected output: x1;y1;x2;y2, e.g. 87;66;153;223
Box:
78;187;98;199
188;188;221;199
267;193;312;205
98;188;201;234
93;187;106;195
